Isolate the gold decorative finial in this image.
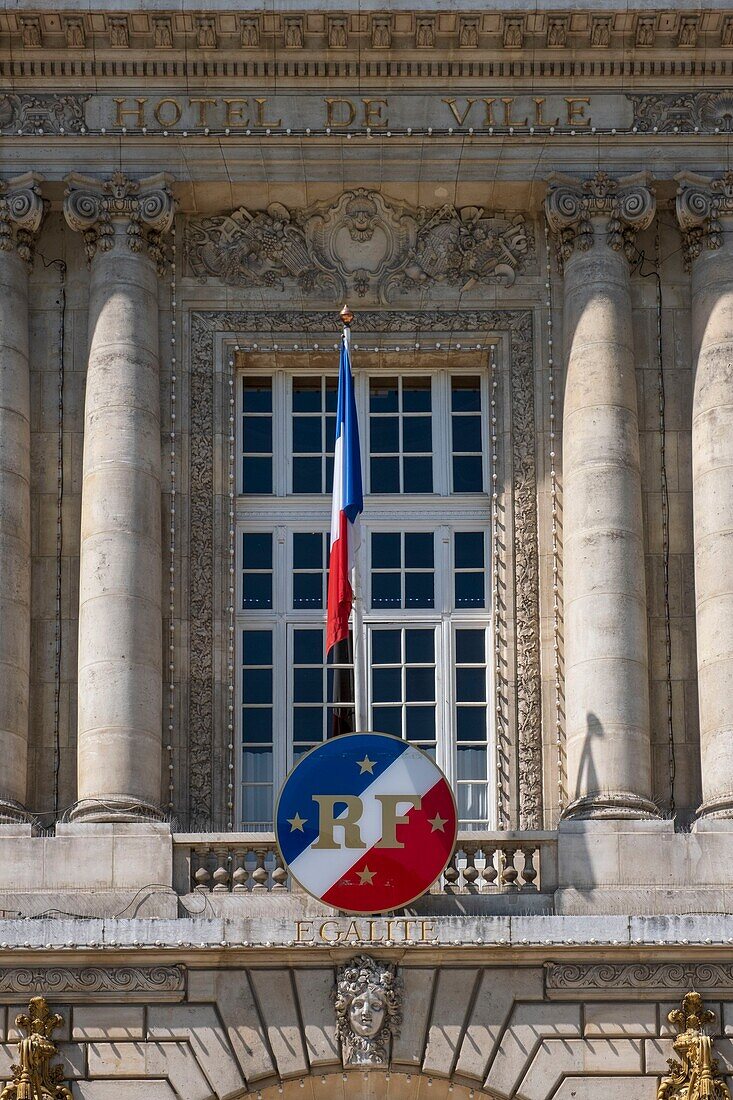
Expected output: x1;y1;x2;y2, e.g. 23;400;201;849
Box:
657;992;730;1100
340;304;354;326
0;996;72;1100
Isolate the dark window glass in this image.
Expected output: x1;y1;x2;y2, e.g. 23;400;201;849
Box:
293;628;323;664
243;533;272;570
242;667;272;704
292;377;321;412
402;377;432;412
242;417;272;453
453;455;483;493
243;457;272;495
242;707;273;743
456;629;485;664
456;705;486;741
372;706;401;736
406;666;434;701
372;533;401;568
405;572;434;608
292;457;321;494
243;629;272;665
372;630;401;665
455;572;484;608
455;532;484;569
405;533;433;568
370;456;400;493
243;378;272;412
403;456;433;493
293;417;322;453
406;706;435;741
293;533;322;569
370;417;399;454
403;416;432;453
294;666;323;703
370;378;398;413
451;376;481;412
405;629;434;663
373;667;401;702
372;573;401;608
456;667;486;703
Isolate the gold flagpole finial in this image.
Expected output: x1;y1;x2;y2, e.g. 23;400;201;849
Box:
340;304;354;327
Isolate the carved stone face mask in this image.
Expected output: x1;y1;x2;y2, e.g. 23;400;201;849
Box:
348;989;386;1038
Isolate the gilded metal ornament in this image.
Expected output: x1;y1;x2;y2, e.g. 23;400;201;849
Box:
0;997;72;1100
657;992;731;1100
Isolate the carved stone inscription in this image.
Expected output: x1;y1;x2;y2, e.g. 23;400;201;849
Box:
185;192;533;302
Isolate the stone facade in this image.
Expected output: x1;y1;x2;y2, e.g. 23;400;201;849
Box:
2;1;733;1097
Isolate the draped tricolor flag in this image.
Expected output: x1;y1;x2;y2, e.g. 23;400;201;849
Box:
326;324;363;733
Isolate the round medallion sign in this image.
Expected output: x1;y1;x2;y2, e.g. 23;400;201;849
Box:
275;731;457;914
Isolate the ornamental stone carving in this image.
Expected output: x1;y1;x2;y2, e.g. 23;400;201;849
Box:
334;955;402;1067
630;92;733;133
64;171;175;270
0;966;186;1002
0;997;72;1100
0;173;45;265
545;170;655;267
658;993;730;1100
185;190;532;302
545;963;733;997
676;170;733;266
0;94;88;135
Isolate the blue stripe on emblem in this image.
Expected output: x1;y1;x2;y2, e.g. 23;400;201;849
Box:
276;733;409;865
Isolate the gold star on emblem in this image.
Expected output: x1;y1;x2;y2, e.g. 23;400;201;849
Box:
357;866;376;885
356;755;375;774
428;813;448;833
287;812;307;832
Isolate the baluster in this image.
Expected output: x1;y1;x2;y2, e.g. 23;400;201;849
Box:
212;846;231;892
231;848;248;893
271;846;288;891
462;843;480;893
482;847;498;891
193;846;212;892
443;845;460;894
251;846;269;892
502;845;519;891
520;846;538;891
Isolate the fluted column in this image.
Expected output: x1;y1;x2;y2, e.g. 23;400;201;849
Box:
677;171;733;818
64;172;174;822
546;172;657;818
0;174;44;822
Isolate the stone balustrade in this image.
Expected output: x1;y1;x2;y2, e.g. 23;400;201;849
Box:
174;831;557;895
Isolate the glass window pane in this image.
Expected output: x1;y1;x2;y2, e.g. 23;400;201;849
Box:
456;667;486;702
453;455;483;493
457;746;486;780
405;629;434;663
456;630;486;664
293;457;322;494
293;707;323;741
371;630;401;664
325;380;338;412
243;747;274;782
405;572;434;608
243;457;272;494
243;629;272;665
453;414;482;452
452;376;481;412
325;456;334;490
293;573;322;608
370;378;398;413
242;533;272;569
243;378;272;412
294;667;323;703
402;377;431;412
243;416;272;453
406;706;435;741
294;629;323;664
403;416;432;454
457;783;487;822
325;416;337;447
373;667;401;702
243;667;272;704
370;417;399;454
293;416;322;453
243;572;272;609
372;533;401;568
455;532;484;569
242;707;273;742
455;572;484;608
372;572;401;608
292;377;322;412
403;456;433;493
405;532;434;568
293;533;322;569
371;456;400;493
243;784;272;823
406;667;435;701
372;706;402;736
456;705;486;741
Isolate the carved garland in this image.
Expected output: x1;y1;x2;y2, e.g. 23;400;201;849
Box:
188;309;542;831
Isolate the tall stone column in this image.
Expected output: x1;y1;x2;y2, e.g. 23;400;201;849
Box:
0;174;44;822
677;171;733;819
546;171;657;818
64;172;174;822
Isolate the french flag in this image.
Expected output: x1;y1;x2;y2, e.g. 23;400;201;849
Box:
326;327;363;677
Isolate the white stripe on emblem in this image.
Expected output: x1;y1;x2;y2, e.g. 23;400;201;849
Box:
289;744;441;897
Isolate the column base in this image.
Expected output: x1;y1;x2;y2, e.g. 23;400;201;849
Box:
696;793;733;820
0;797;34;825
68;796;166;823
562;790;660;820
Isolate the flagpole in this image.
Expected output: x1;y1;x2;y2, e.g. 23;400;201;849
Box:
339;305;367;733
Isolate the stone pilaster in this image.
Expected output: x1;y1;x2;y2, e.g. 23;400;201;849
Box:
546;171;658;819
64;171;174;822
677;171;733;819
0;173;45;822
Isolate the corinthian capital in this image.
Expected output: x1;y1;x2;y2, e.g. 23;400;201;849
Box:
676;170;733;266
64;170;175;271
0;172;46;266
545;170;655;268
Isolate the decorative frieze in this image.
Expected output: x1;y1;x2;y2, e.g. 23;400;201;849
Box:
630;92;733;133
0;966;186;1002
545;170;655;267
546;963;733;998
0;172;45;265
185;191;532;303
64;171;174;270
0;93;88;135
